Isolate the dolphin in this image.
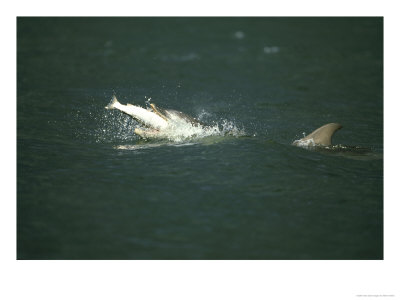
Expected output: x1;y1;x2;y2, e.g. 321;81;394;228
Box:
149;103;202;126
105;96;202;138
291;123;382;160
292;123;343;147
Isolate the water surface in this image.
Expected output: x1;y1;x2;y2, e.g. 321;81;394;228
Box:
17;17;383;259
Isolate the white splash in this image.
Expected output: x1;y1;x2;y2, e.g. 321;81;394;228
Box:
114;142;196;151
293;138;316;148
135;115;245;143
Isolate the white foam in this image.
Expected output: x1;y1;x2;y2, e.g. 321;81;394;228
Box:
136;115;245;143
293;138;316;148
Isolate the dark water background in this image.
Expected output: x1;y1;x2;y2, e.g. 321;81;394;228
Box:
17;17;383;259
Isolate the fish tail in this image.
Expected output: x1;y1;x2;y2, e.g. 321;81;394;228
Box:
105;95;120;109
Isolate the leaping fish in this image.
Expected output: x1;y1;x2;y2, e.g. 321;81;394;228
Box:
105;96;202;139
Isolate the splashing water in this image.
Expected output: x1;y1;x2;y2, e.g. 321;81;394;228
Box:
133;112;246;143
74;102;246;144
73;105;139;143
292;138;316;148
291;137;379;160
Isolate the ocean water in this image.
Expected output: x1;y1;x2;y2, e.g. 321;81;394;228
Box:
17;17;383;259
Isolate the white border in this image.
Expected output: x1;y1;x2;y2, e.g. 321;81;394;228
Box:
2;1;399;299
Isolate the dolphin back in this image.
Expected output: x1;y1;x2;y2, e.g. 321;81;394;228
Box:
150;103;202;126
165;109;202;126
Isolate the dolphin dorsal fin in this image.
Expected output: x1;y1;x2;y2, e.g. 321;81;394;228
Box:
150;103;169;121
302;123;343;146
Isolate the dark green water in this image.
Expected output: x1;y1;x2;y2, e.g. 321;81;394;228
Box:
17;17;383;259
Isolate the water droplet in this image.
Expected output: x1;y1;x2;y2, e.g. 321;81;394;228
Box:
263;46;280;54
234;31;245;39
